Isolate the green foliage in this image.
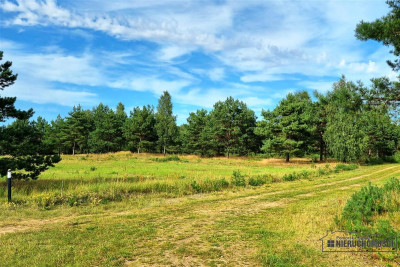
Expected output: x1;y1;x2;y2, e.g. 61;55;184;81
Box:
282;173;298;181
256;91;314;162
322;77;367;162
181;109;214;156
337;178;400;233
88;103;122;153
334;164;359;172
64;105;94;154
282;171;310;181
155;91;178;155
0;52;61;179
356;0;400;72
151;155;182;162
123;105;156;153
209;97;260;157
190;178;230;193
248;175;269;186
231;170;246;186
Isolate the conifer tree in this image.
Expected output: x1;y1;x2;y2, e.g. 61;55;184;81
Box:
155;91;178;155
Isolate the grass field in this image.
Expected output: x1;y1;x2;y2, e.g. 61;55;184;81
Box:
0;152;399;266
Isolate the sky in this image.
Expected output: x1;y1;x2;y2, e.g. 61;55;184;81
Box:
0;0;397;125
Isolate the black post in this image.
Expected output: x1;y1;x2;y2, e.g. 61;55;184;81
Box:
7;169;11;202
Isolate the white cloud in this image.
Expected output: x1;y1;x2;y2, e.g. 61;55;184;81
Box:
0;0;397;114
1;0;395;84
158;45;194;62
2;78;98;106
241;72;285;83
191;67;226;82
299;81;334;93
208;68;225;82
108;76;191;95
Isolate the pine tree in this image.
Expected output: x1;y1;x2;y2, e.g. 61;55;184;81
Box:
210;97;258;158
0;51;60;179
115;102;127;151
155;91;178;155
64;105;94;155
183;109;210;156
356;0;400;72
89;103;118;153
256;91;314;162
123;105;157;153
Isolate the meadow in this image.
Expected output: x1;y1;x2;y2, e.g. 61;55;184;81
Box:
0;152;399;266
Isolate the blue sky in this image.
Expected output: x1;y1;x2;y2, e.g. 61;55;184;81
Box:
0;0;397;124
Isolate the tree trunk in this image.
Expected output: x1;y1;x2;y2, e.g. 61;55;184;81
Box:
72;141;76;156
138;138;141;154
285;153;289;162
163;145;166;156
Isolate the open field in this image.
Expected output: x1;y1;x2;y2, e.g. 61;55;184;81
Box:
0;152;399;266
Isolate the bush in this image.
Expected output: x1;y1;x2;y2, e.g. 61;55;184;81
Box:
366;154;400;165
334;163;359;172
282;172;299;181
151;155;181;162
231;170;246;187
365;157;385;165
213;178;230;190
338;178;400;233
248;175;268;186
300;170;310;179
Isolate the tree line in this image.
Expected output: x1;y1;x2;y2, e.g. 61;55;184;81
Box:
4;75;398;163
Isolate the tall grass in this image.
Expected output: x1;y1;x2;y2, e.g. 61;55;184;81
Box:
0;152;359;208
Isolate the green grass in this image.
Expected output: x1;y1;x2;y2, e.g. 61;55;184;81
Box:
0;152;399;266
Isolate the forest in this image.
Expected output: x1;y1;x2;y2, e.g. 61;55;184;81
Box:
2;75;399;164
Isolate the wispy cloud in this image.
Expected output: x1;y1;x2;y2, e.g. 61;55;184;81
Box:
0;0;396;122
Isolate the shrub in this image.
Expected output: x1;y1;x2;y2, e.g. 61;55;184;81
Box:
151;155;182;162
90;166;97;171
338;178;400;233
282;172;299;181
300;170;310;179
365;157;385;165
334;163;359;172
248;175;268;186
231;170;246;187
213;178;230;190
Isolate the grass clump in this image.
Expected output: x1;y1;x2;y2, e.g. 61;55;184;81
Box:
190;178;230;193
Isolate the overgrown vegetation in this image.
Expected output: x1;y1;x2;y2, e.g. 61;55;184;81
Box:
336;178;400;233
335;178;400;261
